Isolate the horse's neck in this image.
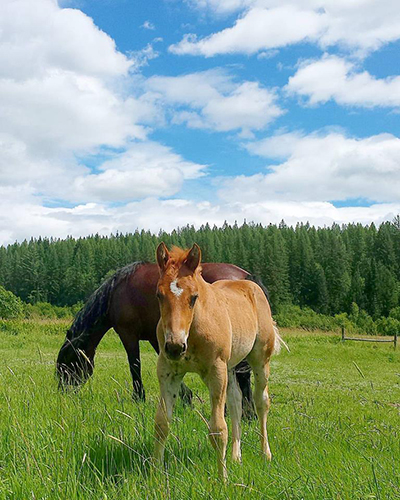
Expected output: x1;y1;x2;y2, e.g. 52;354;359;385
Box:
196;273;217;308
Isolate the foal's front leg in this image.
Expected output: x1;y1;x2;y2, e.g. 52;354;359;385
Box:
154;355;183;464
205;359;229;480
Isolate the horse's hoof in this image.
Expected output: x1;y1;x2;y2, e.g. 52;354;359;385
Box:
242;402;257;421
179;385;193;407
132;390;146;402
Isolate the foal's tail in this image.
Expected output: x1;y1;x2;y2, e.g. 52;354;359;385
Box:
245;274;289;355
273;323;290;355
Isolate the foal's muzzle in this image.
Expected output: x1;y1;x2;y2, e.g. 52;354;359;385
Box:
165;341;187;360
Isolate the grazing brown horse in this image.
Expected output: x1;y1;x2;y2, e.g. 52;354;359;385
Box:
154;243;285;479
56;260;269;410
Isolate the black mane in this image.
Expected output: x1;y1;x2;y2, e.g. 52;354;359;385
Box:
67;261;146;340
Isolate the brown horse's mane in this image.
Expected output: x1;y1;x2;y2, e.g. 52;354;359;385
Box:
66;261;146;340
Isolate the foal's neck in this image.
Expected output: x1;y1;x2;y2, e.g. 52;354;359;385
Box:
195;271;214;303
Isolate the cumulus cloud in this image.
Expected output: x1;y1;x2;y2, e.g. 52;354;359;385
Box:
0;0;130;81
0;0;153;160
0;0;203;214
141;20;155;30
171;0;400;56
71;142;206;202
286;55;400;108
147;69;283;134
220;132;400;203
1;193;398;246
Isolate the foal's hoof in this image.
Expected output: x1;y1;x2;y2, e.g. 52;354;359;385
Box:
232;454;242;464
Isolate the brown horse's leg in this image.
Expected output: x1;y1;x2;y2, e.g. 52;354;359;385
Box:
204;359;228;480
149;337;193;406
247;356;272;460
154;355;183;464
227;369;242;462
235;360;256;420
117;327;145;401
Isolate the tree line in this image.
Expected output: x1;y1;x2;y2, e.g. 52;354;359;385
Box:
0;219;399;321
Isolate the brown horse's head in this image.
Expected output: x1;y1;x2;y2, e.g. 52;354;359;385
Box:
156;242;201;360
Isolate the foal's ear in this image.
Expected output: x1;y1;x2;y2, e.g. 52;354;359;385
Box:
156;242;170;271
185;243;201;273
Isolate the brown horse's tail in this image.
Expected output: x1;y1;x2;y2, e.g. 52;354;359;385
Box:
56;261;145;386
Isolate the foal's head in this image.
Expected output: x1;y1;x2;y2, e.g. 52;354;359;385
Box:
156;242;201;360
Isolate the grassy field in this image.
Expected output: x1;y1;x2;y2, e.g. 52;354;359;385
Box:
0;320;399;500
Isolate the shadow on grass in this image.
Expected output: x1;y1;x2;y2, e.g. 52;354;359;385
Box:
86;436;153;483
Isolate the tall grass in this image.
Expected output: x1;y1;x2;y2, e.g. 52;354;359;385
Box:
0;321;399;499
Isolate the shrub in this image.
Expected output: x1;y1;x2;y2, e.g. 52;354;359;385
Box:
389;307;400;322
376;317;400;337
23;301;74;320
0;286;23;319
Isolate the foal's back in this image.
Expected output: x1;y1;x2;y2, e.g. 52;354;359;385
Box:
210;279;275;365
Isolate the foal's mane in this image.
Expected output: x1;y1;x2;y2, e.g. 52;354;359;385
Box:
168;245;202;275
169;245;190;263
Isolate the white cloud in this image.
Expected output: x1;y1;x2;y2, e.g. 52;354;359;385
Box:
1;193;399;246
129;42;161;70
171;1;400;56
0;0;202;211
220;132;400;203
147;69;283;134
0;0;151;160
170;6;324;56
141;20;155;30
0;0;130;80
286;55;400;108
71;141;206;202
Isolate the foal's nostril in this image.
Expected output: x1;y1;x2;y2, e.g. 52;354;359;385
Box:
165;341;186;359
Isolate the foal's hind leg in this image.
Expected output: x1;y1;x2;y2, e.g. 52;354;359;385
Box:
247;355;272;460
227;369;242;462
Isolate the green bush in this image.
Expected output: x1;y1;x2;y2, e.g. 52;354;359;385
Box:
376;316;400;336
0;286;23;319
275;304;339;331
23;301;74;320
389;306;400;322
275;303;385;335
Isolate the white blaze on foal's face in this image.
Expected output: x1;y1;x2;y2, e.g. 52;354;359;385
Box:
170;279;183;298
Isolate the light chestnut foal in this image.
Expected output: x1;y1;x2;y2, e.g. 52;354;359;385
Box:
154;243;284;480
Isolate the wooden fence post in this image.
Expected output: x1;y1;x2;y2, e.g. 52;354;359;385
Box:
341;326;345;342
394;331;397;350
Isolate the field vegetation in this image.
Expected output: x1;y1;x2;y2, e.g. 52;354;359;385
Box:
1;320;399;499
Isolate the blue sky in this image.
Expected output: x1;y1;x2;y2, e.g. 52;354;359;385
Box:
0;0;399;244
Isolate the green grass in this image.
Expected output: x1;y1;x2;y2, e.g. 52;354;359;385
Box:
0;320;399;500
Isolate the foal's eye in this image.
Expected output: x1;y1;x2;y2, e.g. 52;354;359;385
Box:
189;294;198;308
156;291;164;301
